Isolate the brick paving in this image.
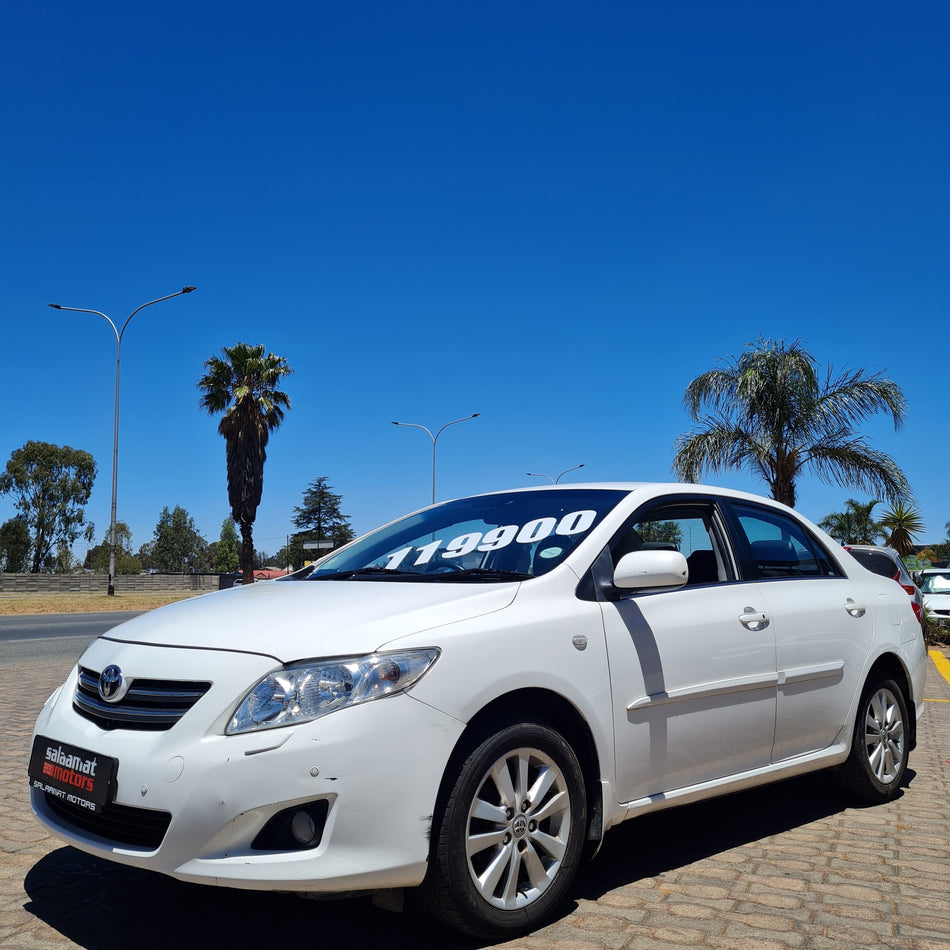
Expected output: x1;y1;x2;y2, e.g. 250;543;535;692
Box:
1;649;948;949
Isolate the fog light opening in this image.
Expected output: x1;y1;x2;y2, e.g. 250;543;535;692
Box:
290;809;317;846
251;799;329;852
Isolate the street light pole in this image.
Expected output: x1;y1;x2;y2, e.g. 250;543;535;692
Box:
49;286;196;595
391;413;480;504
526;463;585;484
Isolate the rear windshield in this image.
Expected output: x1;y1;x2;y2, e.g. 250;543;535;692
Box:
849;549;900;580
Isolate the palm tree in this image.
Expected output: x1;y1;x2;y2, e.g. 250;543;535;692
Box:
819;498;883;545
672;337;911;508
198;343;293;585
878;502;924;557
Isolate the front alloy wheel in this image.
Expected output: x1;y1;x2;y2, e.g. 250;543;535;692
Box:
466;744;572;910
422;722;587;938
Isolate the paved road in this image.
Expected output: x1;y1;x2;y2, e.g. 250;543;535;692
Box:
1;639;949;949
0;612;141;664
0;611;141;643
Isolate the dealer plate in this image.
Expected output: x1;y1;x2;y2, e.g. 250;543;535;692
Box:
28;736;117;814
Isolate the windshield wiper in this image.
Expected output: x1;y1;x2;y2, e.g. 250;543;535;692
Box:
439;568;533;581
313;567;419;581
311;566;532;582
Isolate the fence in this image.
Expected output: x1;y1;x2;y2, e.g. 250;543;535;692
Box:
0;573;225;595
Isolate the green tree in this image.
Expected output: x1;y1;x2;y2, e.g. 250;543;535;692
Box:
197;343;293;585
274;537;299;570
212;517;240;573
0;517;31;573
151;506;207;573
672;338;911;509
878;502;925;557
83;522;142;574
277;478;355;569
936;523;950;561
819;499;883;545
136;541;155;572
0;441;97;573
53;542;77;574
293;477;354;547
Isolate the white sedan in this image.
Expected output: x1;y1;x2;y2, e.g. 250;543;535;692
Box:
918;568;950;626
29;483;927;939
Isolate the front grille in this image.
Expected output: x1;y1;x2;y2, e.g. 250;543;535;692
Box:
44;793;171;849
74;666;211;731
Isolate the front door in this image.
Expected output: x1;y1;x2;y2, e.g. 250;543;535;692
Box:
600;501;777;805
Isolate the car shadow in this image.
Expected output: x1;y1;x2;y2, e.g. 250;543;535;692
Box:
23;769;912;950
23;854;467;950
579;768;910;897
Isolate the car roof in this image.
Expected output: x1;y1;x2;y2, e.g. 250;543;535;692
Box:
469;481;801;510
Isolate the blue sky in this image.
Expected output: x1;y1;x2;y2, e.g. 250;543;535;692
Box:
2;1;948;560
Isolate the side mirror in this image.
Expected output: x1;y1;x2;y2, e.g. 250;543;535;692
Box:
613;549;688;590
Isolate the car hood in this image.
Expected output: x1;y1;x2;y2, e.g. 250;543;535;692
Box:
99;579;519;662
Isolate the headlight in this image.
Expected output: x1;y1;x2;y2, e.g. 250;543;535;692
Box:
226;649;440;735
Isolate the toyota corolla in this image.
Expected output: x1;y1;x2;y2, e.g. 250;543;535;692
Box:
29;483;927;938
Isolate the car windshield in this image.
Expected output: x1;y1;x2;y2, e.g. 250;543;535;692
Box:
919;572;950;594
306;488;628;582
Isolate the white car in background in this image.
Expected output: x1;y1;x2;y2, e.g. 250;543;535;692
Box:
29;483;927;939
918;568;950;626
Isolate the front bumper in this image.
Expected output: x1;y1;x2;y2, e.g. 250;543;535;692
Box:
30;637;465;892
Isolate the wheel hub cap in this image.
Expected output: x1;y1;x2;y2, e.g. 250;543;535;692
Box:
864;687;904;785
464;746;573;910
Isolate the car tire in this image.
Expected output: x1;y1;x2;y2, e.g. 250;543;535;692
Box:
838;675;909;804
420;721;587;939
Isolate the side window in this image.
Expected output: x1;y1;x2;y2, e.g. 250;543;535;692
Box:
731;503;842;579
612;503;728;586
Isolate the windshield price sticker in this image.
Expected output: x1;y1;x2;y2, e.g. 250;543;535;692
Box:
28;736;117;814
384;509;597;570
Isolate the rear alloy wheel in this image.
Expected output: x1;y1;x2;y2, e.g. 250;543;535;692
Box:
839;675;909;804
422;722;587;939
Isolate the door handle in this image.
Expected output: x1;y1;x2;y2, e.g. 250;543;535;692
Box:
740;608;770;631
845;599;866;618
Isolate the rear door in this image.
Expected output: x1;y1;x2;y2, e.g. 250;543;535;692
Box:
726;501;873;762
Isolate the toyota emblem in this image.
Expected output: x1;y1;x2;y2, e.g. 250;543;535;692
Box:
98;665;128;703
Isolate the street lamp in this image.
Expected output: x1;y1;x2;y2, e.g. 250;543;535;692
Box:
526;463;585;484
49;286;196;595
391;413;480;504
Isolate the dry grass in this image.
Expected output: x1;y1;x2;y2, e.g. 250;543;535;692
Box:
0;592;205;616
